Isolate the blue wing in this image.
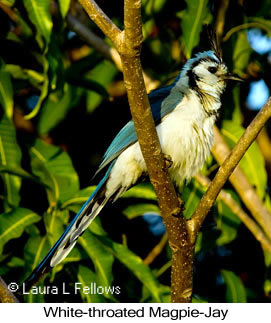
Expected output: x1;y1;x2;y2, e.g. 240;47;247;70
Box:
96;75;182;175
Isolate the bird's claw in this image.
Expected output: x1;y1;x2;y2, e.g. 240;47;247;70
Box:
163;154;173;170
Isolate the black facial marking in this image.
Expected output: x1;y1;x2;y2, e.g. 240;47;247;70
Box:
191;56;219;70
187;69;200;89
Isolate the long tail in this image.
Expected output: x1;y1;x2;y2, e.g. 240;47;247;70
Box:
21;164;114;292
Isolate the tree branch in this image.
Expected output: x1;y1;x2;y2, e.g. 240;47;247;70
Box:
78;0;193;302
212;126;271;241
144;233;168;265
0;276;19;303
189;97;271;240
195;174;271;253
77;0;122;48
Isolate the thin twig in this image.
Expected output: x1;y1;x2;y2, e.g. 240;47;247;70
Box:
67;13;123;70
215;0;230;44
212;126;271;241
144;233;168;265
66;13;158;91
223;23;270;42
189;97;271;240
195;174;271;253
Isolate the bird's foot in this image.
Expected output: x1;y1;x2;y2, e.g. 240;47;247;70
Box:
163;154;173;170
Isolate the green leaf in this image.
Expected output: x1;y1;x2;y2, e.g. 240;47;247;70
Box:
221;121;267;199
141;283;171;302
123;203;160;219
0;164;49;187
0;0;15;6
30;139;79;203
95;235;162;302
7;256;24;268
221;270;247;302
0;208;40;254
5;64;44;89
143;0;167;15
77;265;106;303
233;31;252;75
0;70;13;119
121;183;156;200
181;0;210;58
37;84;80;135
0;115;22;209
24;235;50;302
24;234;50;280
216;191;242;246
86;60;118;113
232;85;242;125
24;55;49;120
23;0;53;46
79;230;114;300
43;211;66;246
58;0;71;18
61;186;96;210
182;178;206;219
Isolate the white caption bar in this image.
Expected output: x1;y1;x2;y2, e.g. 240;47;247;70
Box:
1;303;270;322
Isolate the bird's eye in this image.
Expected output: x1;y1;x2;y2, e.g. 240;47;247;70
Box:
208;66;217;74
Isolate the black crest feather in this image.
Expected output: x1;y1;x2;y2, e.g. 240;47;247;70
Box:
204;25;222;62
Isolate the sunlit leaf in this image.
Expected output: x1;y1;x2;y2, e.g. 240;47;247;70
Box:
24;55;49;120
23;234;50;302
221;270;247;303
58;0;71;19
221;121;267;199
181;0;211;58
0;208;40;254
5;64;44;89
43;211;67;247
0;0;15;6
0;70;13;119
23;0;53;46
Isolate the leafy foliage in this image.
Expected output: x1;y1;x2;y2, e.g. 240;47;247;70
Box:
0;0;270;303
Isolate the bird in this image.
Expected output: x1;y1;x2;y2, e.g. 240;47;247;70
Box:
22;29;242;290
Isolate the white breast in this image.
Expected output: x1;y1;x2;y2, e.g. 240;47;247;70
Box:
157;91;216;183
106;91;218;197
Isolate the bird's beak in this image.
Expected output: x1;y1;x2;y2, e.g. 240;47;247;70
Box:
223;73;244;82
